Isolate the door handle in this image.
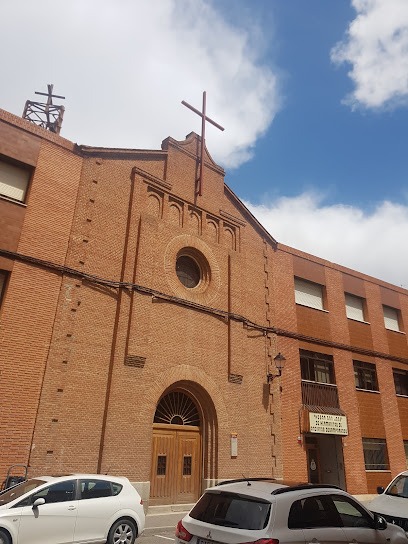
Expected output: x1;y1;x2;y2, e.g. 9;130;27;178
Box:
68;506;76;510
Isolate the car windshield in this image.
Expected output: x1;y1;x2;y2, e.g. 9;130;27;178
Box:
385;475;408;498
0;479;47;505
189;491;271;530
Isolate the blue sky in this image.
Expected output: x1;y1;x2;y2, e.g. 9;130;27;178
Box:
2;0;408;288
226;1;408;209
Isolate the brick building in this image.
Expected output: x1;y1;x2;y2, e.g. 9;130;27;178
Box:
1;106;407;505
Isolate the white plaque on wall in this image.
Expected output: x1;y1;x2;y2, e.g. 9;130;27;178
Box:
231;433;238;457
309;413;348;435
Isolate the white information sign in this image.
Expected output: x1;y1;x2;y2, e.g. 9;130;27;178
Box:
230;433;238;457
309;413;348;435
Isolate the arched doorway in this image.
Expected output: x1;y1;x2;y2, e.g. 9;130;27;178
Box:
150;389;202;505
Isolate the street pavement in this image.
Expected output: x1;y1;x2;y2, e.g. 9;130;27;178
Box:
144;506;192;536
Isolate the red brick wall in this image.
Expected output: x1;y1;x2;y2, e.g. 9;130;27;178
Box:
1;109;408;498
0;133;82;479
278;247;408;493
296;306;331;339
357;391;385;436
387;330;408;358
348;321;373;350
0;200;26;267
397;397;408;437
22;141;283;483
366;472;392;494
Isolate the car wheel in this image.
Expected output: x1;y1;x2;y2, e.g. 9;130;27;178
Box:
0;530;11;544
107;518;137;544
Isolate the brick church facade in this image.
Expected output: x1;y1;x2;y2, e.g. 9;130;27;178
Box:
1;106;407;505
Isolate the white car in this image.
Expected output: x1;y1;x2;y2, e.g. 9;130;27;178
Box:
176;478;408;544
368;470;408;533
0;473;145;544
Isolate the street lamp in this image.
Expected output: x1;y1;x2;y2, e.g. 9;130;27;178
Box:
267;352;286;383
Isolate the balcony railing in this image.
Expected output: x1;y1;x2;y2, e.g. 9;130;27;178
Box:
301;380;339;408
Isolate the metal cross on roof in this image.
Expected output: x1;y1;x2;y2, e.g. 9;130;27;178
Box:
22;84;66;134
181;91;224;196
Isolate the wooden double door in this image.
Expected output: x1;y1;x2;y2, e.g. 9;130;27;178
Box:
150;424;201;505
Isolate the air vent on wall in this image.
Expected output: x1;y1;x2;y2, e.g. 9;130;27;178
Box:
124;355;146;368
228;373;243;384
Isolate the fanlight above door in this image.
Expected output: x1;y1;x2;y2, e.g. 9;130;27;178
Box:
154;391;200;426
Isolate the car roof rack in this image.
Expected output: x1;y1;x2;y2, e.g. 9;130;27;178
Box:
271;484;341;495
215;479;341;494
216;477;278;487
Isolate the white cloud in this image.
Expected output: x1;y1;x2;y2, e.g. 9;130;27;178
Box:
244;193;408;288
0;0;280;169
331;0;408;109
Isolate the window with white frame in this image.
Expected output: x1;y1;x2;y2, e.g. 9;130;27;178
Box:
383;305;400;332
345;293;365;322
0;158;31;202
294;277;324;310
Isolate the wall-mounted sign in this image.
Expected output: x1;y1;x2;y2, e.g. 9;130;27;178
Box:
309;413;348;435
231;433;238;457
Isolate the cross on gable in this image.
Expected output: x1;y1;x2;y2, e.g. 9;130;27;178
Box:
181;91;224;196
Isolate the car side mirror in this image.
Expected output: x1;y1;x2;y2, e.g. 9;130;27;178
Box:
376;486;384;494
374;513;387;530
33;498;46;508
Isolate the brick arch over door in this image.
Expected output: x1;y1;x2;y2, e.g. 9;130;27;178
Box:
150;380;218;506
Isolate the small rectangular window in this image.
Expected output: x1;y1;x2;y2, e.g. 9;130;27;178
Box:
354;361;378;391
157;455;166;476
0;158;31;202
183;455;192;476
295;278;324;310
362;438;389;470
383;305;400;332
345;293;365;322
393;369;408;396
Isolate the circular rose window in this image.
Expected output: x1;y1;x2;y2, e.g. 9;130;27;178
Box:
164;236;220;303
176;255;201;288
